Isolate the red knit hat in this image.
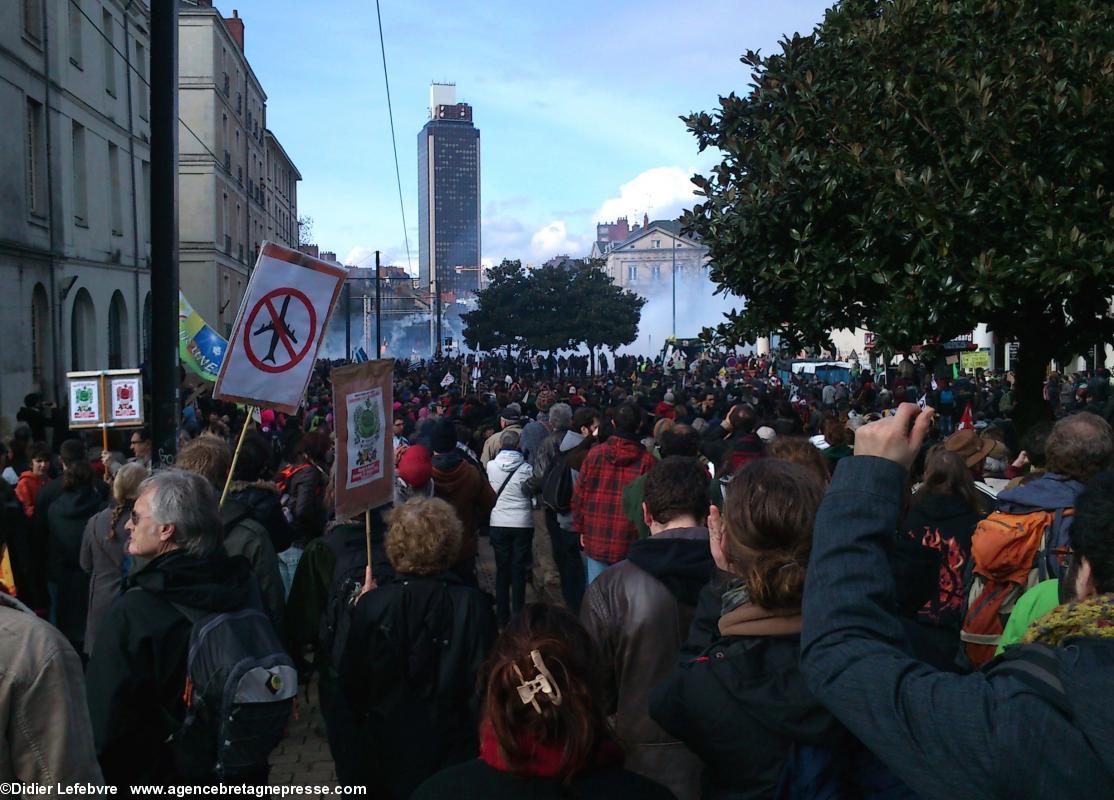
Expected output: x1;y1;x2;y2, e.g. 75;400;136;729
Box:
397;444;433;489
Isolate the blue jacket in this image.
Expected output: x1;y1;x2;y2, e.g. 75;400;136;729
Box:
996;472;1083;514
801;457;1114;798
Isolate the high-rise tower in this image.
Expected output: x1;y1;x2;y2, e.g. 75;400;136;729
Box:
418;83;481;297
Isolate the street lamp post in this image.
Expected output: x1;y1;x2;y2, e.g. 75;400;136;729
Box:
150;0;180;463
375;250;382;358
672;236;677;337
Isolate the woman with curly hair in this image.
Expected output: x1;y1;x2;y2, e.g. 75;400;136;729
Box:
339;496;497;797
415;604;674;799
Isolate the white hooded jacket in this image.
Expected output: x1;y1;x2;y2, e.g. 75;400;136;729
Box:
486;449;534;528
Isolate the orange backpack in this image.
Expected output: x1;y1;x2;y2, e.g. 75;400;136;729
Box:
960;508;1071;667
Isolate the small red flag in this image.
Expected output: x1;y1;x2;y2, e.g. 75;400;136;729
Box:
958;402;974;430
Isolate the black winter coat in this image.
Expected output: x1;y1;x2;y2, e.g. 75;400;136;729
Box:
86;549;256;786
0;487;39;607
226;480;295;553
46;482;105;646
339;571;496;799
650;612;843;799
414;758;676;800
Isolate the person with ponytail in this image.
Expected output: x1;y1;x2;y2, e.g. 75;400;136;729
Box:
649;459;845;799
79;462;147;657
414;603;675;799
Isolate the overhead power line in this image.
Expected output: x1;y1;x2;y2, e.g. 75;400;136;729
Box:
375;0;414;276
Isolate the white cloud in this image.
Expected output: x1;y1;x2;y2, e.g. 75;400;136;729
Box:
343;245;377;267
371;166;699;271
530;221;591;260
482;216;593;264
595;166;699;225
482;215;532;263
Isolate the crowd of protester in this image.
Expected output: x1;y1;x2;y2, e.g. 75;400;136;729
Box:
2;348;1114;798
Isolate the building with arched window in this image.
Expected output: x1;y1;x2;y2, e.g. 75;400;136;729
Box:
0;0;151;427
2;2;305;431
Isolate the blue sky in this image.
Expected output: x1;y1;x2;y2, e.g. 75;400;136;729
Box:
237;0;834;272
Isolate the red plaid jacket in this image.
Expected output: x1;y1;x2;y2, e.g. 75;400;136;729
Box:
572;434;654;564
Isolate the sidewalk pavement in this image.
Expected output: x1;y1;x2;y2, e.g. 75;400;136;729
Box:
268;682;336;790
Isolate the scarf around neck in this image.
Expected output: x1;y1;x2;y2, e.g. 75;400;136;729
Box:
718;577;802;637
478;719;622;780
1022;594;1114;647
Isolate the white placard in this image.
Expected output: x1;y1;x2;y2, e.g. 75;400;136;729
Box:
344;386;387;490
213;241;349;413
108;375;143;423
68;377;102;427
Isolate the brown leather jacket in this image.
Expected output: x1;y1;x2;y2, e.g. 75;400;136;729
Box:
580;527;712;800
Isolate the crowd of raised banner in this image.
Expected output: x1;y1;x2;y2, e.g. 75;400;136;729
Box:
2;347;1114;798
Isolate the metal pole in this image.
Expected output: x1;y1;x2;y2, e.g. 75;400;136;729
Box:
435;283;442;357
672;237;677;337
363;295;370;357
343;281;351;360
375;250;382;358
149;0;179;465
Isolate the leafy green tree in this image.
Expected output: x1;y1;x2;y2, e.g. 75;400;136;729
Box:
685;0;1114;428
567;260;646;376
297;215;314;247
462;260;532;356
526;265;581;352
462;258;644;372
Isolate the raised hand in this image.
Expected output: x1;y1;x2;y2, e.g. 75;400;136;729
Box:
853;402;935;471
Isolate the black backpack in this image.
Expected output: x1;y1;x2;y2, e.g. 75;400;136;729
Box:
167;589;296;780
318;530;371;671
541;451;574;514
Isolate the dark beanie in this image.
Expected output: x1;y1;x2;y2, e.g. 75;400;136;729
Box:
431;419;458;454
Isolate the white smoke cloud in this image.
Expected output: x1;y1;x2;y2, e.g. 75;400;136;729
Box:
624;269;742;356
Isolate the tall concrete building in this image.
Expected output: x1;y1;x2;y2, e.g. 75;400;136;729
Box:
179;1;300;336
418;82;480;298
0;0;153;424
